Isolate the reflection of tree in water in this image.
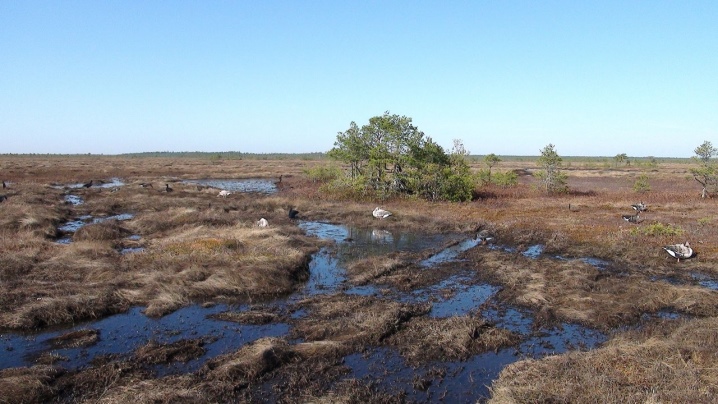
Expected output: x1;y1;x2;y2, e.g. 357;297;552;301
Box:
333;225;450;266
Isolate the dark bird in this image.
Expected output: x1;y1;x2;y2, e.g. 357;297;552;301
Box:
82;180;93;188
622;212;641;223
631;201;648;212
139;183;153;188
475;229;495;245
663;241;693;262
0;195;7;203
288;207;299;219
165;184;173;192
2;180;6;189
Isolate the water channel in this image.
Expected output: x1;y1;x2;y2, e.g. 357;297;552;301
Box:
4;177;714;401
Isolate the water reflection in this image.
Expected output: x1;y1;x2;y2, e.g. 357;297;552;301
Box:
182;178;277;194
0;305;289;375
3;219;612;403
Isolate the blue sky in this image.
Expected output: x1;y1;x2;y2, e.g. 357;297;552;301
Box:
1;1;716;157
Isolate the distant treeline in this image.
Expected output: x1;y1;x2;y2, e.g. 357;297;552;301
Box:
0;152;693;164
0;152;328;160
118;151;328;160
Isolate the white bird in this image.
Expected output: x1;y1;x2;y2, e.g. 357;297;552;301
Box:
218;190;231;198
663;241;693;262
372;207;392;219
256;218;269;227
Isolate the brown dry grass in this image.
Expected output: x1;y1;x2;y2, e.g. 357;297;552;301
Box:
3;156;718;402
386;315;519;363
291;294;431;347
489;317;718;403
469;249;718;331
0;160;323;328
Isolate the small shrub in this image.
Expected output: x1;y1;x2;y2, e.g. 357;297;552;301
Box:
630;222;683;237
698;217;712;226
633;173;651;193
303;165;342;183
492;170;518;187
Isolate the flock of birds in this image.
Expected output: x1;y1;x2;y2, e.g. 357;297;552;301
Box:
6;176;695;263
374;202;694;263
620;201;693;263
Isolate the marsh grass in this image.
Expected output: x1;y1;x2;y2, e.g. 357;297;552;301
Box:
0;366;62;404
3;156;718;402
48;329;99;349
489;317;718;403
387;315;519;363
210;308;282;325
291;294;431;347
470;249;718;331
134;338;207;365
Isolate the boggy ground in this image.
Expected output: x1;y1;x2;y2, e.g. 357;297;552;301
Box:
1;156;718;403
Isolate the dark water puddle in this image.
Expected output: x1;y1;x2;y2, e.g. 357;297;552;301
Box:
53;178;125;190
299;248;347;295
398;274;498;318
342;317;605;403
522;244;544;258
334;305;605;401
0;304;289;375
691;272;718;291
63;194;84;205
5;219;613;402
555;255;612;271
182;178;277;194
120;247;145;255
419;238;482;268
481;305;606;355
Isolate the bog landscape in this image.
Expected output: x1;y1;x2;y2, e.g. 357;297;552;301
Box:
1;148;717;403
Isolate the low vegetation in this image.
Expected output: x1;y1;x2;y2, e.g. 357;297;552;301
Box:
1;154;717;403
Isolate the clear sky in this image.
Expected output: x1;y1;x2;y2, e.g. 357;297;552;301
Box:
1;1;716;157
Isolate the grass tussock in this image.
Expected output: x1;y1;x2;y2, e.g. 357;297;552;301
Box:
291;294;431;346
201;337;294;383
210;308;281;325
72;221;131;242
300;378;407;404
134;339;207;365
48;329;99;349
387;315;519;363
0;366;63;404
471;249;718;331
3;290;129;329
489;317;718;403
344;253;412;285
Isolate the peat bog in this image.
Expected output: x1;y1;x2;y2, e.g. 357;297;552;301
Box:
1;156;718;403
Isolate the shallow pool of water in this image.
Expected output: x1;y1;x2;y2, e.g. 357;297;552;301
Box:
0;305;289;375
183;178;277;194
691;272;718;291
63;194;84;205
4;219;614;402
56;213;135;244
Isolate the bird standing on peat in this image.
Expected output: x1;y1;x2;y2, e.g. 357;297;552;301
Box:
663;241;693;262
